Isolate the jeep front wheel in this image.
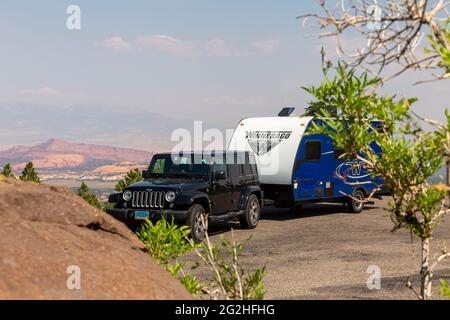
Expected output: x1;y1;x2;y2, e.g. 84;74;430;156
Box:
187;204;208;242
240;194;260;229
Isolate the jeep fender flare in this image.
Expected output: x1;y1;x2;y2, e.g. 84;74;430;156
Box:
239;186;263;211
175;191;211;213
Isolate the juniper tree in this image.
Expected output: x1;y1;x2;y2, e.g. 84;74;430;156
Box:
76;181;101;209
1;163;14;178
19;162;40;183
115;168;143;192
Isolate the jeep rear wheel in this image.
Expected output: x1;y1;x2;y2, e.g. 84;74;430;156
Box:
240;194;260;229
187;204;208;242
349;189;365;213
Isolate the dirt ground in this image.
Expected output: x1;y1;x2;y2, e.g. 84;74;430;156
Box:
200;198;450;300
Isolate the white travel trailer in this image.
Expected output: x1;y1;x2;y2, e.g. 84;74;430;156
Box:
228;108;383;212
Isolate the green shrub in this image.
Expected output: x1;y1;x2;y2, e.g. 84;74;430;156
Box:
137;218;193;265
101;202;116;211
167;261;204;296
180;273;204;295
137;218;266;300
441;279;450;298
137;219;204;295
19;162;40;183
115;168;143;192
1;163;14;178
76;182;101;209
243;265;266;300
194;232;266;300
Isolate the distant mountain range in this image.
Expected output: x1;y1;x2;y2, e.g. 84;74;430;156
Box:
0;139;154;183
0;104;206;152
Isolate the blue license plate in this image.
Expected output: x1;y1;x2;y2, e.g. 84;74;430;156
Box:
134;211;150;220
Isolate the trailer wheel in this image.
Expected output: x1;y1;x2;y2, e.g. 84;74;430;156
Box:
187;204;208;241
240;194;260;229
349;189;365;213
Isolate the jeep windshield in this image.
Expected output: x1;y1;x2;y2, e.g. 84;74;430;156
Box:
147;154;211;179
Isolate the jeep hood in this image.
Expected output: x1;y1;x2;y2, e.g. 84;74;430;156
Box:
127;179;209;192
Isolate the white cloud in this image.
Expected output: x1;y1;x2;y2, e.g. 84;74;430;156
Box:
251;38;280;53
206;38;280;56
99;34;280;57
100;37;131;50
205;38;241;57
22;86;62;97
21;86;82;98
135;35;198;57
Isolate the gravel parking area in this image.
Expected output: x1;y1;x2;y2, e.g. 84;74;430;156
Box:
204;198;450;299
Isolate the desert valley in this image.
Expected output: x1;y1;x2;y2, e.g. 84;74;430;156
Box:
0;138;155;195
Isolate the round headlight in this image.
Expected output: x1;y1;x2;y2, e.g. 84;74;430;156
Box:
123;190;132;201
165;191;176;202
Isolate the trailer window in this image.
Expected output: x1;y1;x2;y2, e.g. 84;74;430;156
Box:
305;141;321;161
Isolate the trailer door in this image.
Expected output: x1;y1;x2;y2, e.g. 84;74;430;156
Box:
294;138;325;200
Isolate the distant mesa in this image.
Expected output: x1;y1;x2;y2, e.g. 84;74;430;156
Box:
12;154;87;170
0;138;152;163
92;163;148;175
0;139;154;182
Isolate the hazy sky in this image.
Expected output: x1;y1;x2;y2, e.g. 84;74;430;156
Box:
0;1;448;151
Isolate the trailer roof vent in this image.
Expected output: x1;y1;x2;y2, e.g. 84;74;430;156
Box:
278;107;295;117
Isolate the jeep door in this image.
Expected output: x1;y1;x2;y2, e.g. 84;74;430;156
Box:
210;164;232;214
228;164;244;211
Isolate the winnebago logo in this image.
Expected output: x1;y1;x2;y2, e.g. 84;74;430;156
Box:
246;131;292;156
336;161;370;180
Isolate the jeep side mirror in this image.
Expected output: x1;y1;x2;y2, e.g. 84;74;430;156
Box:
214;170;226;180
142;170;148;179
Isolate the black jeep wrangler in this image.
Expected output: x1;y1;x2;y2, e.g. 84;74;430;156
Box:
106;151;262;241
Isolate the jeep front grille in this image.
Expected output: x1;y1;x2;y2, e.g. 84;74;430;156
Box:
131;191;165;208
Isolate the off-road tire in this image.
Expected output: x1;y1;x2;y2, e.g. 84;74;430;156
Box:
239;194;260;229
187;204;208;242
